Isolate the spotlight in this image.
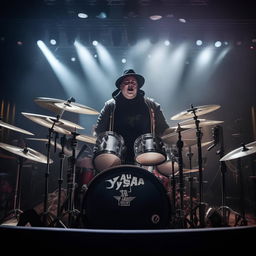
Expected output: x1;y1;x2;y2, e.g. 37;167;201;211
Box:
78;13;88;19
214;41;222;47
92;40;98;46
196;40;203;46
50;39;57;45
121;58;126;63
71;57;76;62
164;40;170;46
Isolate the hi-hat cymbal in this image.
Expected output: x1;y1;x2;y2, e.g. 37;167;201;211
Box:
220;141;256;161
171;105;221;120
34;97;99;115
0;142;53;164
0;120;34;136
176;119;224;129
22;112;83;135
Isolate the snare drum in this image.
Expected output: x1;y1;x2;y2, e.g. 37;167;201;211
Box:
93;131;125;172
134;133;166;166
82;165;171;229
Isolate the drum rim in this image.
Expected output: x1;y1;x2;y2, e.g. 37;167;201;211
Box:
96;130;125;144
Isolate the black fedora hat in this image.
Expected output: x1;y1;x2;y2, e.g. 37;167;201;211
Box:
115;69;145;88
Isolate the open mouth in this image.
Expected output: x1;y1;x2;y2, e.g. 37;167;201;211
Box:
128;85;134;91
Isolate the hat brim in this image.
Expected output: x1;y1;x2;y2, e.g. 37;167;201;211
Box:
115;73;145;88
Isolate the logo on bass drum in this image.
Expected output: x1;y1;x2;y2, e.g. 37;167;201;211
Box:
105;172;145;207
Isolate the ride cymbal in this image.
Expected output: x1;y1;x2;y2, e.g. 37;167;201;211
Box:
171;104;221;120
176;119;224;129
34;97;99;115
220;141;256;161
0;120;34;135
0;142;53;164
21;112;83;135
76;134;97;144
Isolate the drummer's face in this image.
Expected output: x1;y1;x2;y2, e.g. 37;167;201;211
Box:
120;76;138;99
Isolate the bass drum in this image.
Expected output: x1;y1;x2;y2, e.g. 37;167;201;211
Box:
82;165;171;229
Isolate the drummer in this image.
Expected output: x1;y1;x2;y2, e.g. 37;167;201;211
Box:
93;69;170;165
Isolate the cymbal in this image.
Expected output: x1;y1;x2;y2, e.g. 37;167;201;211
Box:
25;137;72;156
76;134;97;144
175;119;224;129
0;120;34;136
21;112;83;135
184;139;214;148
0;142;53;164
171;105;221;120
220;141;256;161
34;97;100;115
175;168;203;176
161;128;195;145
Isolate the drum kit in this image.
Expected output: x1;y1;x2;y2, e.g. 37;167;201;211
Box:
1;99;256;229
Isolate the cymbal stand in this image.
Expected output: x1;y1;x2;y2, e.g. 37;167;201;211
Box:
175;124;186;228
189;104;206;228
42;97;75;226
1;155;24;223
236;149;248;226
66;131;80;228
49;135;67;228
186;146;196;228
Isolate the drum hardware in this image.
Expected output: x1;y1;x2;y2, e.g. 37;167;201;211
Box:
174;123;186;228
49;134;69;228
63;131;81;228
220;140;256;226
0;142;52;225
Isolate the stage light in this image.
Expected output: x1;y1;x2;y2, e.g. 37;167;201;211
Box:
149;15;162;21
50;39;57;45
71;57;76;62
214;41;222;48
178;18;186;23
121;58;126;63
78;13;88;19
96;12;107;19
92;40;98;46
196;40;203;46
164;40;170;46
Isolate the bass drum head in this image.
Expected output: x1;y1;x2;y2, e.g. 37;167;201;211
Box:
82;165;171;229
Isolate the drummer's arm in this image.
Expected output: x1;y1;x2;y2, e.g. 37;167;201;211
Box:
93;102;111;136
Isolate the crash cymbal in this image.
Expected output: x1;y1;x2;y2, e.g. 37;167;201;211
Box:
0;142;53;164
175;119;224;129
171;104;221;120
25;137;72;156
0;120;34;136
34;97;99;115
21;112;83;135
76;134;97;144
220;141;256;161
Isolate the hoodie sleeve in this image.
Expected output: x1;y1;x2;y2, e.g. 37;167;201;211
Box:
94;99;113;136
